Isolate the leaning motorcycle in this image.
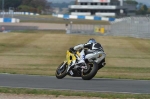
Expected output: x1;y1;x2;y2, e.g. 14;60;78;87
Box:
55;49;106;80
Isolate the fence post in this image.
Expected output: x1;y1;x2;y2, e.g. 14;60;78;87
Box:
70;21;73;33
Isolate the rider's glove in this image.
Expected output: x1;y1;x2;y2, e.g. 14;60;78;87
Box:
69;47;75;53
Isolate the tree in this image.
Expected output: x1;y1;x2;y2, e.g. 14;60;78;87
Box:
148;8;150;14
136;4;148;15
142;4;148;15
19;0;51;13
0;0;51;13
0;0;22;10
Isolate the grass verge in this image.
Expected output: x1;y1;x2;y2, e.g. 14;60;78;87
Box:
0;30;150;80
16;15;110;24
0;31;150;98
0;87;150;99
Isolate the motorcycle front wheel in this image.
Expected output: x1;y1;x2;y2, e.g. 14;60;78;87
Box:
81;62;98;80
55;62;67;79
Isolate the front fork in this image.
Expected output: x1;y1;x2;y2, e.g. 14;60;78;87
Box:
67;62;88;74
60;61;67;70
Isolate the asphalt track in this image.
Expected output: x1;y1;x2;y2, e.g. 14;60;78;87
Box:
0;74;150;94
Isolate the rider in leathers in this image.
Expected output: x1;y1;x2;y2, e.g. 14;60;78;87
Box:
69;38;106;67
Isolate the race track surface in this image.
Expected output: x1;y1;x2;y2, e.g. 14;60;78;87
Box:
0;74;150;94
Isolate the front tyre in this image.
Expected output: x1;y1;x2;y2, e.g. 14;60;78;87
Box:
55;62;67;79
81;62;98;80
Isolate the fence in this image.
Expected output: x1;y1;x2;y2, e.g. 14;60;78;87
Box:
67;17;150;39
67;24;110;35
110;17;150;39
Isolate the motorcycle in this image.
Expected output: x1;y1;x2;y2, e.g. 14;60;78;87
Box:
55;49;106;80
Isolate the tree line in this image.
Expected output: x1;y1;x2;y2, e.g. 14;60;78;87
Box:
0;0;51;13
0;0;150;15
125;0;150;15
136;4;150;15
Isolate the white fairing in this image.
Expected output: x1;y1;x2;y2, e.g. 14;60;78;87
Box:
95;52;106;63
74;44;84;50
85;51;106;63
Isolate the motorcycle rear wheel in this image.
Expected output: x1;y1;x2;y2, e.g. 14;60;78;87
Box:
55;62;67;79
81;62;98;80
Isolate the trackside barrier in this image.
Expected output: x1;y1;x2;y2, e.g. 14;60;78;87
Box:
0;12;39;15
0;18;20;23
95;27;105;34
109;17;150;39
52;13;116;22
66;24;109;35
67;17;150;39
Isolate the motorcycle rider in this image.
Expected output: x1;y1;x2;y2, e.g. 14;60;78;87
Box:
69;38;106;67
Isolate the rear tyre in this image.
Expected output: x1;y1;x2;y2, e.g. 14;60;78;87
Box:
55;62;67;79
81;62;98;80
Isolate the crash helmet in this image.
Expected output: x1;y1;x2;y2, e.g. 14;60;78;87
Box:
88;38;96;43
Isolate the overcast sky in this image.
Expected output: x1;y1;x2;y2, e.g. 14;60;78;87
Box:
48;0;150;5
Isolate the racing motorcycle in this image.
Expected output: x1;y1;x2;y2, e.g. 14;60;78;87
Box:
55;49;106;80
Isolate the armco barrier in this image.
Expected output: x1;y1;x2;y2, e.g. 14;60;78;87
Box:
53;14;116;22
0;18;20;23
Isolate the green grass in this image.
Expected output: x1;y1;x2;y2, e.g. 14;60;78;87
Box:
12;30;66;34
0;87;150;99
0;30;150;80
21;19;110;24
0;30;150;98
18;15;110;24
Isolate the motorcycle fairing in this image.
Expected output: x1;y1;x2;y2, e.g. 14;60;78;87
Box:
66;50;77;66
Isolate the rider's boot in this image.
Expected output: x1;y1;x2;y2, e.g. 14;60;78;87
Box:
102;62;106;66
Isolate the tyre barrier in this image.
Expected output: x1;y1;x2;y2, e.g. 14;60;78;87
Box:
52;13;116;22
0;18;20;23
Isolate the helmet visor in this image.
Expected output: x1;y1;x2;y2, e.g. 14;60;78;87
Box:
88;39;96;43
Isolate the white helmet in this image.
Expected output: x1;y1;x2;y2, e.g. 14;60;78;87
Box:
88;38;96;43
